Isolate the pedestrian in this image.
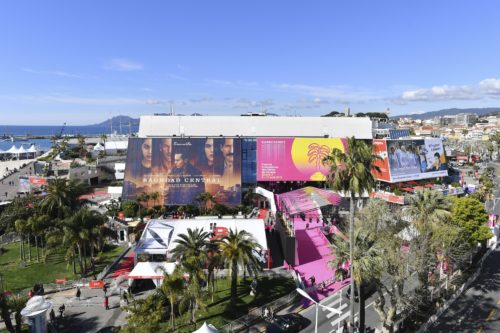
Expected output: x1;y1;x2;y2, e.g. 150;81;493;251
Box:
49;309;55;323
103;283;108;295
104;295;109;310
28;290;33;298
306;223;309;229
76;287;81;300
58;304;65;318
342;320;348;333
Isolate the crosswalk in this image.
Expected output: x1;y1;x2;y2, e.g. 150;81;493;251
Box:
318;292;356;333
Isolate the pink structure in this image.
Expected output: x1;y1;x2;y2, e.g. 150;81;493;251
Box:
290;210;350;301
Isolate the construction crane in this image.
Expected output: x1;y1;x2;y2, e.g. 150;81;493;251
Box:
56;122;66;139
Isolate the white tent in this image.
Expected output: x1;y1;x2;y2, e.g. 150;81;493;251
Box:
126;262;177;287
193;322;219;333
6;145;19;154
27;145;38;153
17;146;28;154
93;143;105;151
135;220;175;257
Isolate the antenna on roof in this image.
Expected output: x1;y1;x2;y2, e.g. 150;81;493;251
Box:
170;102;175;116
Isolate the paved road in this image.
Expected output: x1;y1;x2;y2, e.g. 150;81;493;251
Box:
0;161;35;201
429;162;500;333
428;248;500;333
299;286;380;333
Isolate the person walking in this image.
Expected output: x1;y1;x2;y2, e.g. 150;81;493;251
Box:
102;283;108;296
104;295;109;310
76;287;81;300
49;309;55;323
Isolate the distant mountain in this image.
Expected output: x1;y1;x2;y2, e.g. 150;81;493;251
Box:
394;108;500;120
91;115;140;127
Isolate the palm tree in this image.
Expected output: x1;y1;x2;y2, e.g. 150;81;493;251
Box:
206;240;224;302
76;134;87;158
405;190;451;294
156;268;185;330
136;192;150;220
323;136;381;328
219;229;262;311
171;228;210;328
41;178;91;219
14;219;27;262
196;192;216;215
150;191;160;208
330;228;382;333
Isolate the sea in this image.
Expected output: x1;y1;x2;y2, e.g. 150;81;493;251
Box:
0;124;139;153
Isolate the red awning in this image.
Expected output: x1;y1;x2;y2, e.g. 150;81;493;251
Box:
402;187;414;192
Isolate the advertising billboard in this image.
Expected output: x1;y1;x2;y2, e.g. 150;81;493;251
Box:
373;138;448;182
257;138;347;181
372;139;391;182
123;138;241;206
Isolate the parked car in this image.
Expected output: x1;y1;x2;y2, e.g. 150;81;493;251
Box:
265;313;308;333
345;281;378;302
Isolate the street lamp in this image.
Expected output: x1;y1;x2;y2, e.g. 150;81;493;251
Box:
296;288;341;333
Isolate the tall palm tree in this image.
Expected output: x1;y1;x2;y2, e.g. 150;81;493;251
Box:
171;228;210;329
136;192;150;220
330;228;382;333
14;219;27;262
323;136;381;328
219;229;262;311
156;268;185;330
405;190;451;294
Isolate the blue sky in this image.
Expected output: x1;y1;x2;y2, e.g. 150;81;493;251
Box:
1;1;500;125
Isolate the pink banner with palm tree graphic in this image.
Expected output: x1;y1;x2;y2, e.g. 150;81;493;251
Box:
257;138;347;181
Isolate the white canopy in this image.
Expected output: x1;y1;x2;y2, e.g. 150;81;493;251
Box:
105;141;128;150
27;145;38;153
193;322;219;333
17;146;28;154
127;262;177;287
6;145;19;154
93;143;105;151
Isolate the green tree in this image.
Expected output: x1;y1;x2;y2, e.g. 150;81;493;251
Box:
121;295;164;333
156;269;185;330
41;178;92;219
6;295;27;333
196;192;216;215
14;219;28;262
451;197;491;247
122;200;139;218
170;228;210;329
0;293;15;333
219;229;262;312
136;192;151;220
330;228;383;333
323;136;381;327
405;190;451;295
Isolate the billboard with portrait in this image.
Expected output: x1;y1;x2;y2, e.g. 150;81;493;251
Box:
256;138;347;181
376;138;448;182
122;138;241;206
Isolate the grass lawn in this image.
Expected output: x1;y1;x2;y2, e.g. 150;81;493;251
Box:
0;241;124;292
171;276;296;333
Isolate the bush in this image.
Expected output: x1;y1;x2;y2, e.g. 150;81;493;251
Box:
122;201;139;217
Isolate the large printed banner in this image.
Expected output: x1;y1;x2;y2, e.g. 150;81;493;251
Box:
123;138;241;206
372;139;391;182
257;138;347;181
373;138;448;182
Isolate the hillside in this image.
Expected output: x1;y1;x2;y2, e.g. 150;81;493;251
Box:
394;107;500;120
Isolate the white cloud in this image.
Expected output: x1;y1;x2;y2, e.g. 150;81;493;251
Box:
478;78;500;95
22;68;82;78
399;78;500;102
103;58;143;71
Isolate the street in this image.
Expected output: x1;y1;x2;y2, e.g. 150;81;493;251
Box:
428;248;500;333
